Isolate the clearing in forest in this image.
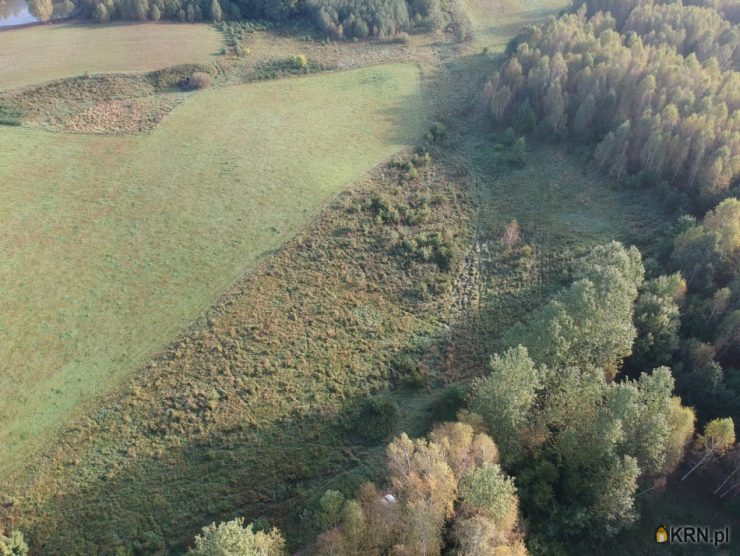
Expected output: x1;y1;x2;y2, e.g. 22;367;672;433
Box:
0;63;423;475
462;0;568;50
0;23;221;91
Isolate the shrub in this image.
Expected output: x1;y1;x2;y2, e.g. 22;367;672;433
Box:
390;32;410;44
0;104;23;126
189;72;214;89
437;383;466;421
355;395;400;442
291;54;308;69
428;122;445;141
150;64;214;89
435;243;457;271
508;137;527;166
402;368;429;389
0;530;28;556
318;490;345;530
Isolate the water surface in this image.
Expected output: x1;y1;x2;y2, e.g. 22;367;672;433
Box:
0;0;71;28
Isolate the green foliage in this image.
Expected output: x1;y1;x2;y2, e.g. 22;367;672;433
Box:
483;4;740;205
590;455;640;536
73;0;447;35
607;367;675;476
0;104;23;126
211;0;223;22
436;383;466;422
188;518;285;555
307;0;444;39
318;490;345;531
505;242;643;372
28;0;53;21
398;229;458;272
0;64;425;524
253;58;326;80
469;237;692;545
0;531;28;556
664;397;696;475
92;2;110;23
676;361;739;422
469;347;546;466
514;366;679;541
291;54;308;69
355;395;400;442
495;136;527;167
427;122;445;141
630;273;684;371
460;463;517;526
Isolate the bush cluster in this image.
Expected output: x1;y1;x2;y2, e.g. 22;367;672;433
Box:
189;72;214;89
354;395;400;442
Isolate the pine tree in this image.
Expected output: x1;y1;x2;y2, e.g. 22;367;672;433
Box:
210;0;222;23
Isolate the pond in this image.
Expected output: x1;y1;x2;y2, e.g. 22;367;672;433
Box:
0;0;72;28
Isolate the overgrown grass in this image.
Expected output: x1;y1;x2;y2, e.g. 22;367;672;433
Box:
1;150;473;554
0;23;222;92
0;72;181;132
0;64;423;478
440;134;672;383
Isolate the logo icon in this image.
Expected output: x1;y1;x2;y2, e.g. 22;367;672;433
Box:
656;526;668;543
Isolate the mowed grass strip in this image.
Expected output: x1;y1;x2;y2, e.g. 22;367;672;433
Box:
0;23;221;91
0;63;423;475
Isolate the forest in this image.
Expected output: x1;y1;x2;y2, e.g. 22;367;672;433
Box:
38;0;449;36
483;0;740;430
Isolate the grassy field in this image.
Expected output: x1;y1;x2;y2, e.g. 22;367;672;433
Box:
1;147;475;554
0;63;423;477
0;23;221;91
462;0;568;51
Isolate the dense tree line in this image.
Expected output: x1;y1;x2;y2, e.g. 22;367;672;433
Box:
466;243;698;550
74;0;447;38
307;0;445;38
644;197;740;427
484;3;740;208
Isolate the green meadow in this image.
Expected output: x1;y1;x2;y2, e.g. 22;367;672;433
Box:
0;63;423;475
462;0;568;50
0;23;221;91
